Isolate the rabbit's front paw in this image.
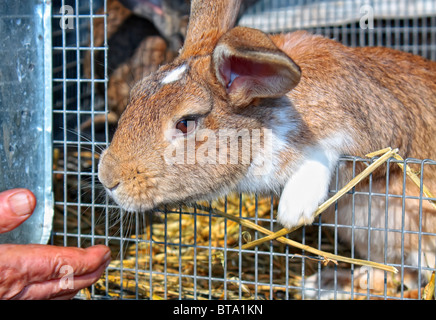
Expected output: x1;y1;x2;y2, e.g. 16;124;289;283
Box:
277;147;338;229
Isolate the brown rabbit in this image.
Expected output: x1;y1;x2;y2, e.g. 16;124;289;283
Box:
98;0;436;298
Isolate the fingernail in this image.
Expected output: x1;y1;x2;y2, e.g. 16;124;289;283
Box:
8;191;34;216
104;250;111;261
104;259;111;268
103;250;112;267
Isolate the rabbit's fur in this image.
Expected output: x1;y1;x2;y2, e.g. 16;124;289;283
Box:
98;0;436;297
83;0;179;129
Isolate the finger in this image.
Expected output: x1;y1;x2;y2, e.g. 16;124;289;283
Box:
49;291;81;300
0;244;111;299
50;291;81;300
11;260;109;300
0;189;36;233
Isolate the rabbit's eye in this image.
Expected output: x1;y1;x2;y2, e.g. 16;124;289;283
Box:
175;118;197;135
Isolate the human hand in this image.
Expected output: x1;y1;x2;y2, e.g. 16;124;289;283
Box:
0;188;111;299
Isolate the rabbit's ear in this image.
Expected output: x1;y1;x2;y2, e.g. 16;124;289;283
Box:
213;27;301;108
179;0;242;58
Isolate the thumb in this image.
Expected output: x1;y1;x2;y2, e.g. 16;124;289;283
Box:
0;189;36;234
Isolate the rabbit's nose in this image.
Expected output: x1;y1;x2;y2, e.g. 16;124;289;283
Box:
98;149;122;190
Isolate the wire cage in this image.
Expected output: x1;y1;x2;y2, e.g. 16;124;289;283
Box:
48;0;436;300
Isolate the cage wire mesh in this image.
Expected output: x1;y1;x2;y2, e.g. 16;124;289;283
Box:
50;0;436;300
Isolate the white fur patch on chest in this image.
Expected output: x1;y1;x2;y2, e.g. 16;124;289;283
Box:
236;105;298;194
161;64;188;84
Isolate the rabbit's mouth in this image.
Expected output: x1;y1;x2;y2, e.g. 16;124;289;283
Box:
103;169;241;214
104;180;159;213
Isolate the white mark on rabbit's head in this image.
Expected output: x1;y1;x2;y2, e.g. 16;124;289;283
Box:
161;64;188;84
